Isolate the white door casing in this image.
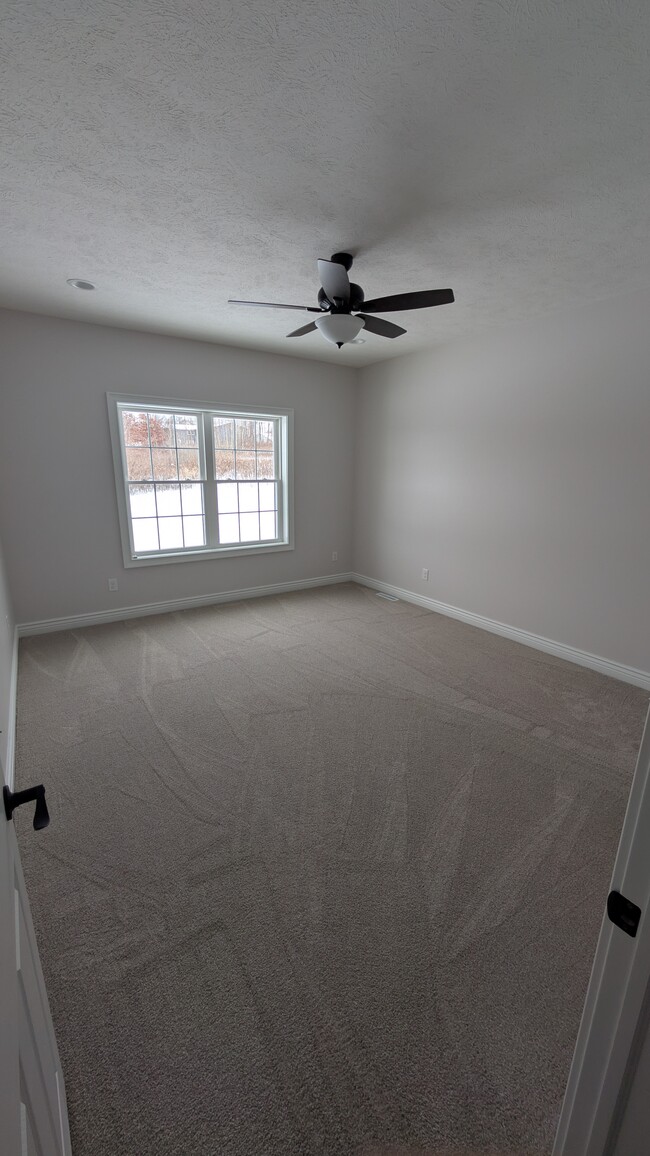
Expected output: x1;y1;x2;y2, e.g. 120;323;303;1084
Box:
553;703;650;1156
0;768;72;1156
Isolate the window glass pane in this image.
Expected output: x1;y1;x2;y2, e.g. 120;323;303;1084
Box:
258;482;276;510
216;483;238;513
158;516;184;550
236;451;255;480
218;513;240;543
239;512;260;542
180;484;203;515
129;484;156;518
260;511;277;540
213;417;234;449
126;447;153;481
256;452;274;479
182;516;205;547
117;403;287;558
155;484;181;516
215;450;236;479
177;447;200;480
235;418;256;450
132;519;159;552
175;414;198;447
122;411;150;446
255;420;274;451
238;482;258;512
148;413;174;446
152;448;178;481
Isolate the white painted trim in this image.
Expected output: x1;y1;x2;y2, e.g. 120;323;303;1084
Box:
552;703;650;1156
351;573;650;691
3;626;19;791
106;393;294;568
16;573;353;637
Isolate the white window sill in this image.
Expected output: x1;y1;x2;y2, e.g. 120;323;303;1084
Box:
123;540;294;568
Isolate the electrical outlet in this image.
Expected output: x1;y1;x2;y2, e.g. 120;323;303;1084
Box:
108;578;118;592
421;568;429;581
332;551;338;562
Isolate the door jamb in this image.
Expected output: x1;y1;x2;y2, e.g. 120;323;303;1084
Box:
553;705;650;1155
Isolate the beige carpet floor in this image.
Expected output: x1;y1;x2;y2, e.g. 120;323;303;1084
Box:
14;583;648;1156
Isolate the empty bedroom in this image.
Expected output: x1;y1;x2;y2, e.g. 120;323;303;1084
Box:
1;2;650;1155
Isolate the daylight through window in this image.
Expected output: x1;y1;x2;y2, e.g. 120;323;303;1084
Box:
110;399;291;565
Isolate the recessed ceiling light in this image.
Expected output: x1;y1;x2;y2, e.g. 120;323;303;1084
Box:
66;278;95;290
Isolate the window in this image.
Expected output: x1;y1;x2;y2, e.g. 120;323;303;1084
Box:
108;396;292;566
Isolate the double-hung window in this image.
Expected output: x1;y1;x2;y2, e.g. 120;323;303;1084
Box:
108;395;293;566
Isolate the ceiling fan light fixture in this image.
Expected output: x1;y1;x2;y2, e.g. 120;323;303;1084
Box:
230;252;453;345
314;313;365;346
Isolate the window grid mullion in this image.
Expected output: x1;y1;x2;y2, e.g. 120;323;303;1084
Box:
202;412;218;547
148;415;162;551
274;418;283;540
172;428;185;549
152;480;161;552
121;411;138;556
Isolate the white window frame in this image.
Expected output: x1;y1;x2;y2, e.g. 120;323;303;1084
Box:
107;393;294;567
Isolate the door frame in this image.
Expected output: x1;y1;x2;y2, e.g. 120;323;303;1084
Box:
1;622;18;791
2;627;72;1155
553;703;650;1155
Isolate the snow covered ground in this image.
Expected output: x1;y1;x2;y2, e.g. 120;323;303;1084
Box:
129;482;277;550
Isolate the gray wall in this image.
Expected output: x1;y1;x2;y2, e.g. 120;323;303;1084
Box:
0;309;357;624
3;292;650;674
354;292;650;672
0;530;15;779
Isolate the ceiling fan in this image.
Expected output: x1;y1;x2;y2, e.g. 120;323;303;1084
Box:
228;253;454;347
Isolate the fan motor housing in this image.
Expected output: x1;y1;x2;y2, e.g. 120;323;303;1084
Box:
349;283;364;311
318;283;364;312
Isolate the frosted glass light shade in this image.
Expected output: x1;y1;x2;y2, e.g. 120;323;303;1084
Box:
315;314;365;345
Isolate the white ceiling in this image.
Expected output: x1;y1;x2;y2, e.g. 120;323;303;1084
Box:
2;0;650;367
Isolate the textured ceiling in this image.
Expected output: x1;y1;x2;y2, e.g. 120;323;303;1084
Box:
2;0;650;367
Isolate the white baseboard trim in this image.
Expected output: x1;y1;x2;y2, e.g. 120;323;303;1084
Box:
17;572;354;638
16;569;650;691
351;573;650;691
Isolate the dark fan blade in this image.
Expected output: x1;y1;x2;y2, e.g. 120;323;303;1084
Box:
286;321;317;338
361;288;454;313
228;299;321;312
317;259;350;307
357;314;406;339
